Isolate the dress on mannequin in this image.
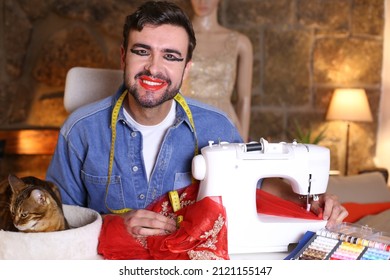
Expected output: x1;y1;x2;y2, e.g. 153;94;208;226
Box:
181;31;241;132
181;0;253;141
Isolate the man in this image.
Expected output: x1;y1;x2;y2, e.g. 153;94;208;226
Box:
46;1;347;237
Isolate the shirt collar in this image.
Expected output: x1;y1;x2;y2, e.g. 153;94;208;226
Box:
111;85;193;132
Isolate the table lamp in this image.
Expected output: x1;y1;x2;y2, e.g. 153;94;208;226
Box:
326;88;373;175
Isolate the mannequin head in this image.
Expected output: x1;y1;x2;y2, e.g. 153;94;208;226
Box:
191;0;220;17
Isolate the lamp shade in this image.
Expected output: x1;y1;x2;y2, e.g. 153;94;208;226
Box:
326;88;373;122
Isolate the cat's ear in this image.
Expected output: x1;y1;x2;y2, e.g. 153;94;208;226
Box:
46;181;62;203
8;174;26;194
30;189;49;205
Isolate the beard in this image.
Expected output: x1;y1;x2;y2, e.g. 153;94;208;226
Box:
126;71;182;108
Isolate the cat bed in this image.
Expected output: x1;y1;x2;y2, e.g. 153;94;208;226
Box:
0;204;102;259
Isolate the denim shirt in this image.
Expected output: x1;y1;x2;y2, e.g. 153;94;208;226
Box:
46;85;242;214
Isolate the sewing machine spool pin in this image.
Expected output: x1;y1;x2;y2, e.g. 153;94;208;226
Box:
244;142;263;152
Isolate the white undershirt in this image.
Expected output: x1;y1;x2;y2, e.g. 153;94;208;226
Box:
123;102;176;181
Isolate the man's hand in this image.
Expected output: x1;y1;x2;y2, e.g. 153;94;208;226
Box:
310;193;349;228
261;177;349;228
122;209;177;236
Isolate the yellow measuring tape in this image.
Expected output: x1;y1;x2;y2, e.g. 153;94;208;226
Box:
168;190;183;225
173;93;198;156
105;90;130;214
105;90;198;216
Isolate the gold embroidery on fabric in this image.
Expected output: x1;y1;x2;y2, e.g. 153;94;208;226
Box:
161;201;170;216
136;236;147;248
198;214;224;250
159;189;195;221
187;249;225;260
179;191;195;209
187;214;226;260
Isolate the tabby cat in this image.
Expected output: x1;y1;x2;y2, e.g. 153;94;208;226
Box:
0;174;69;232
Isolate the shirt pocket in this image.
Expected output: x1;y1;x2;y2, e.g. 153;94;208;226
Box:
173;172;193;189
81;170;126;214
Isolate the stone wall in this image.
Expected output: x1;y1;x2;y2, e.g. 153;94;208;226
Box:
0;0;385;176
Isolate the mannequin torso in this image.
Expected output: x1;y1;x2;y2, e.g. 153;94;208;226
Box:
182;30;241;129
182;0;253;140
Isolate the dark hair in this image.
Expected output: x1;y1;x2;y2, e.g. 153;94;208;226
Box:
123;1;196;63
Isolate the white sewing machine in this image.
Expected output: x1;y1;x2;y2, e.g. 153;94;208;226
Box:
192;138;329;255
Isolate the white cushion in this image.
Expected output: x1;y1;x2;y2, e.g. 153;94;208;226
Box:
64;67;122;113
327;172;390;203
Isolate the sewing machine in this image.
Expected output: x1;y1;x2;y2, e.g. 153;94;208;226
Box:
192;138;330;255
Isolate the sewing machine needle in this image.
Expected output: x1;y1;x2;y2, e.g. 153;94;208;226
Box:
306;196;311;212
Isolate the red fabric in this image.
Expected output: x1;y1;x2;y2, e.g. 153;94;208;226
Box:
342;202;390;223
257;189;321;220
97;215;151;260
98;183;321;260
147;196;228;260
98;183;228;260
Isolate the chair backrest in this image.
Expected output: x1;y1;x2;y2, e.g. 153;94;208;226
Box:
64;67;123;113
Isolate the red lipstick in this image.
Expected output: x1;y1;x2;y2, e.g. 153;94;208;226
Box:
139;75;167;91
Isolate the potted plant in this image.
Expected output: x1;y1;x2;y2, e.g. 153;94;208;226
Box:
291;120;327;144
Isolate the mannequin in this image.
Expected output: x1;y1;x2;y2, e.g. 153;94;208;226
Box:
181;0;253;141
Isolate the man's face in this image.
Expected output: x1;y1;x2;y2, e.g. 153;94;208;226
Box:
121;24;191;108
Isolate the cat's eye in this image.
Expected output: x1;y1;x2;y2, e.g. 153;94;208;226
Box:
20;212;28;218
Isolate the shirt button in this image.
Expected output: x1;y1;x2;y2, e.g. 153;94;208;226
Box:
131;132;137;137
152;188;157;199
139;194;145;200
132;166;139;172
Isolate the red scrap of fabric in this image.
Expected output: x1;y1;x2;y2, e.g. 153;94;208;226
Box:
98;182;321;260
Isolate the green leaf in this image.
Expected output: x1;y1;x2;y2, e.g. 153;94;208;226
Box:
293;120;327;144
